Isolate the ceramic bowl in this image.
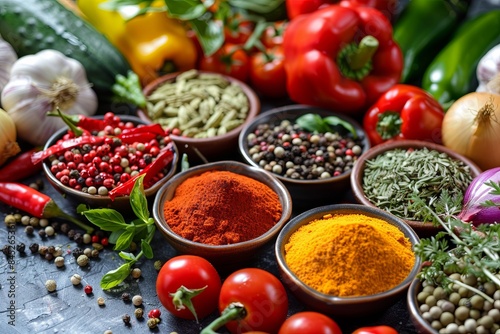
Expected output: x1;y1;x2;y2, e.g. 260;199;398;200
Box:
43;115;179;212
407;279;437;334
238;104;370;209
350;140;482;237
137;70;260;162
152;160;293;266
275;203;421;317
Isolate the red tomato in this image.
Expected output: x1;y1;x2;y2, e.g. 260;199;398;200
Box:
156;255;221;321
219;268;288;334
278;312;342;334
352;325;399;334
262;21;287;49
199;43;250;82
224;14;254;45
249;45;287;98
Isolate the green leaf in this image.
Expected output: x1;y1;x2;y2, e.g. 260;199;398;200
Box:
324;116;358;139
296;113;328;133
141;239;154;259
76;203;90;214
190;18;225;56
108;229;124;244
81;209;127;231
119;251;137;261
130;175;149;224
163;0;206;20
100;262;132;290
115;226;136;251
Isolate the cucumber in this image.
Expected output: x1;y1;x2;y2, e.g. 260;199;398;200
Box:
0;0;132;106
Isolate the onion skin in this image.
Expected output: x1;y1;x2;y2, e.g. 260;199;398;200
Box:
442;92;500;170
459;167;500;226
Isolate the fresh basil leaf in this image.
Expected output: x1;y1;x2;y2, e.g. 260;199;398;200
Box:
81;209;127;231
100;262;132;290
108;229;124;244
190;18;225;56
324;116;358;139
115;226;136;251
76;203;89;214
164;0;206;20
296;113;328;133
131;175;149;224
119;251;136;261
141;239;154;259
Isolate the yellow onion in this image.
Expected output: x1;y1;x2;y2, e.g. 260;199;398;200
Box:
0;108;20;166
442;92;500;170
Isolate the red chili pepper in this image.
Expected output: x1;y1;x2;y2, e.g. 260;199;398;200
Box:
352;325;399;334
0;147;43;182
363;84;445;146
0;182;94;234
119;123;166;144
108;143;175;200
283;3;403;115
31;135;105;165
74;115;107;132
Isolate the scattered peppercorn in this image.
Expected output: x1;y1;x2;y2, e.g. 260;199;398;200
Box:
100;237;109;247
131;268;142;279
97;296;106;306
132;295;143;306
21;215;30;226
38;229;46;238
2;245;12;257
70;274;82;285
29;217;39;227
73;232;83;244
147;317;160;329
148;309;161;319
67;229;76;239
77;254;89;267
45;226;55;237
29;243;39;253
91;249;100;258
121;292;131;302
39;218;49;228
153;260;163;271
122;314;131;326
16;243;26;253
38;245;48;256
47;245;55;254
4;214;16;227
45;279;57;292
72;248;84;259
84;285;93;295
54;256;65;268
53;246;63;257
60;223;70;234
83;233;92;244
134;308;144;319
24;225;34;235
44;253;54;261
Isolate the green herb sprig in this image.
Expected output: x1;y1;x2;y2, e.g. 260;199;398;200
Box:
295;113;357;138
77;175;156;290
410;191;500;303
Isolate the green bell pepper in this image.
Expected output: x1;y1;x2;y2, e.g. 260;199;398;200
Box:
394;0;470;83
422;9;500;108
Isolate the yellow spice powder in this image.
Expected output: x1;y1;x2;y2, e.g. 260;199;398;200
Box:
284;213;415;297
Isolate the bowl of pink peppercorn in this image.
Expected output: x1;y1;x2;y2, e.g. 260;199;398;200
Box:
41;113;179;211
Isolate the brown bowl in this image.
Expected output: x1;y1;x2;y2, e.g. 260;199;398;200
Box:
407;279;437;334
137;70;260;162
350;140;482;237
238;104;370;209
152;160;293;266
43;115;179;212
275;203;421;317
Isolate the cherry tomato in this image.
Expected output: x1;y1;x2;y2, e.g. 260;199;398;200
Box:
262;21;287;49
224;14;254;45
218;268;288;334
199;43;250;82
249;45;287;98
278;312;342;334
156;255;221;321
352;325;399;334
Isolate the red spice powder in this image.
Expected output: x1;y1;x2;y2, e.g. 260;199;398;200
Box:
163;170;283;245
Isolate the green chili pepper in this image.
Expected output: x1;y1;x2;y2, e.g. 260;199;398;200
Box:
422;9;500;108
394;0;470;83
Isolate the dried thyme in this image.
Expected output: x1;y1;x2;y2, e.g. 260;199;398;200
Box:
362;147;473;223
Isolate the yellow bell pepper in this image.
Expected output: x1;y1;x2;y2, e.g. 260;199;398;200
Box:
77;0;197;85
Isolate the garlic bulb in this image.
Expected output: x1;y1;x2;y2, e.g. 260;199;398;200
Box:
0;108;20;166
0;36;18;103
1;49;98;146
476;44;500;95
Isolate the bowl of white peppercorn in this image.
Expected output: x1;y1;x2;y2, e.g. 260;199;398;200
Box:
138;69;260;163
238;104;370;209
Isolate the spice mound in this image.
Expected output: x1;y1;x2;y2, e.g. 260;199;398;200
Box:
284;213;415;297
163;170;282;245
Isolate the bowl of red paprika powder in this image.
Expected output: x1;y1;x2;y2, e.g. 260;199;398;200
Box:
152;160;293;266
275;203;421;317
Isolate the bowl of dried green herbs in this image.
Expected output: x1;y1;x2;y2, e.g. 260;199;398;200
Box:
350;140;482;237
137;69;260;162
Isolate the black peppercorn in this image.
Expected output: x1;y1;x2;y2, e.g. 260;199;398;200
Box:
72;248;84;259
48;246;55;254
122;314;131;326
29;243;39;253
38;229;46;238
16;243;26;253
60;223;70;235
121;292;131;302
45;253;54;261
50;221;60;232
24;225;34;235
67;229;76;239
2;245;12;257
73;233;83;244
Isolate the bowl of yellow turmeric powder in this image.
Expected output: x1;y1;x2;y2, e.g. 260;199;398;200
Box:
275;203;421;316
153;160;293;266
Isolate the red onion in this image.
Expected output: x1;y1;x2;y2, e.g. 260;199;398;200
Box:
458;167;500;225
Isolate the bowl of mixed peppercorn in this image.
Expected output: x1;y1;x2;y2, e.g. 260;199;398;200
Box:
350;140;482;237
40;113;179;211
238;104;370;209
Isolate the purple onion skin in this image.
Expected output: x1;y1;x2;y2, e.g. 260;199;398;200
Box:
459;167;500;226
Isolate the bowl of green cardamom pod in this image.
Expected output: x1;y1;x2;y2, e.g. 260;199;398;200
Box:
275;203;421;316
350;140;482;237
137;69;260;162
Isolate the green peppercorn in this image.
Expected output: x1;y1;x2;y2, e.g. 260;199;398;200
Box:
440;311;454;326
455;306;470;321
470;295;485;310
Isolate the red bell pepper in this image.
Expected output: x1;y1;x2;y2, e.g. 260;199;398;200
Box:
363;84;445;146
283;3;403;115
286;0;398;21
352;325;399;334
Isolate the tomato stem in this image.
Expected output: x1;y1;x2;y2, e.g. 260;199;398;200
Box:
200;302;247;334
170;285;207;323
